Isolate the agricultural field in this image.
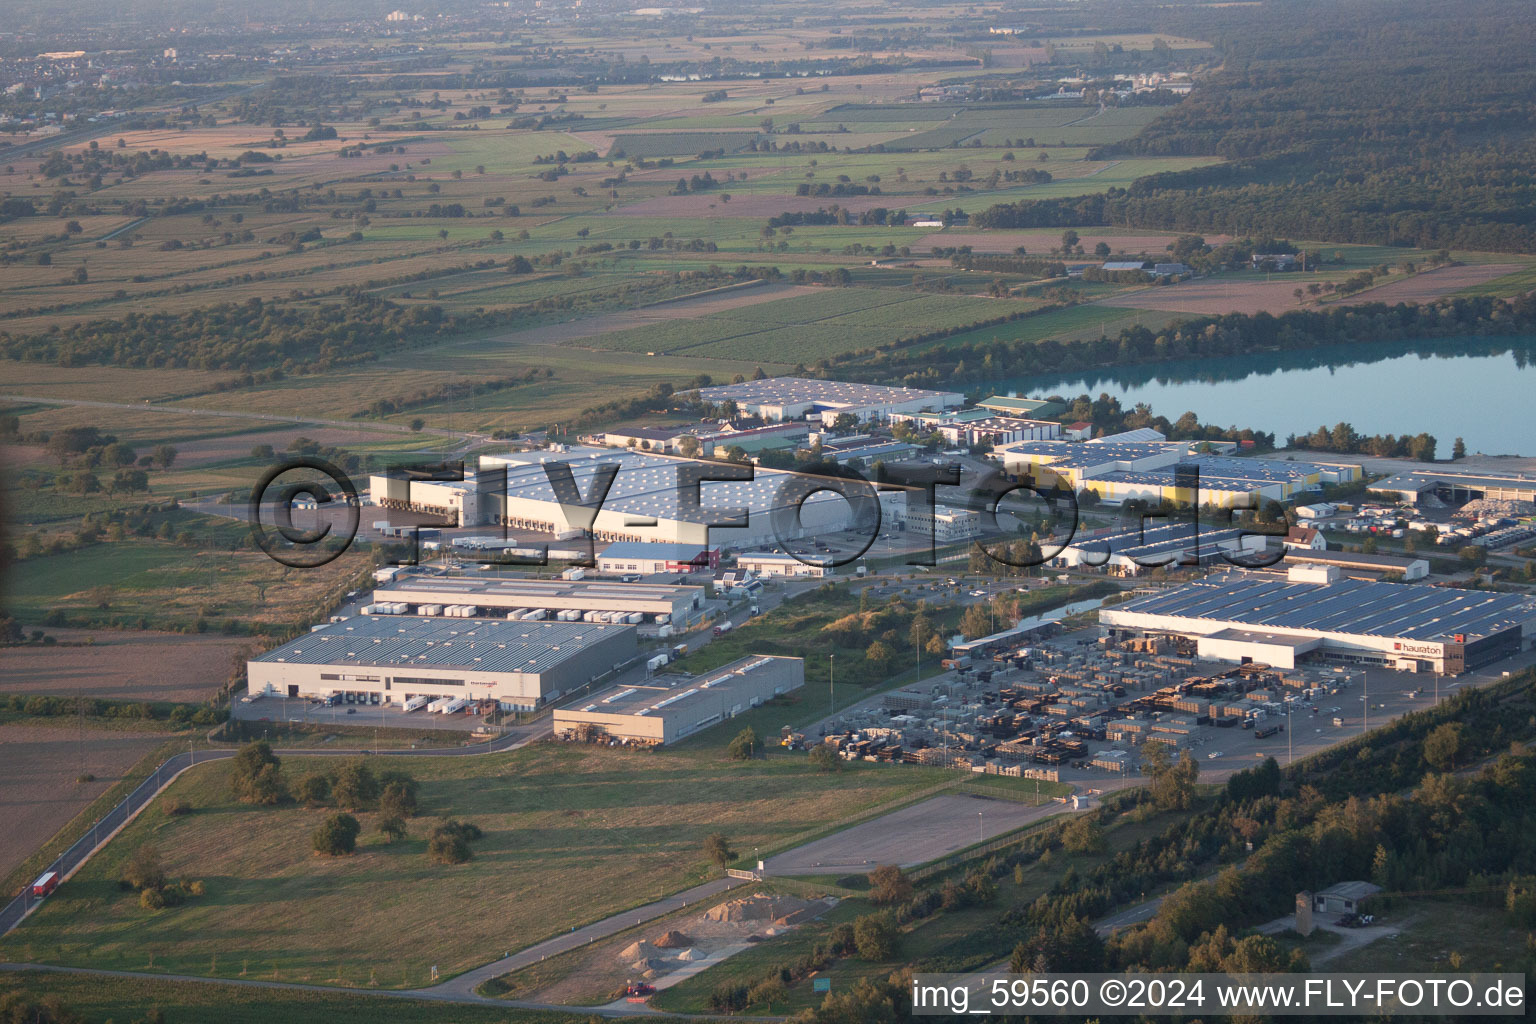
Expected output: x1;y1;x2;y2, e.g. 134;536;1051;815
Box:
585;289;1012;360
0;725;173;882
2;538;372;634
0;629;249;703
0;744;946;986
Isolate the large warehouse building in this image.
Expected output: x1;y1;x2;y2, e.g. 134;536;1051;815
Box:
1053;521;1271;576
372;447;893;549
686;376;962;425
554;655;805;745
1370;468;1536;506
1099;566;1529;674
995;438;1361;508
248;615;638;710
372;576;705;626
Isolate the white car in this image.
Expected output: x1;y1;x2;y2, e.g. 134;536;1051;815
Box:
1207;751;1222;759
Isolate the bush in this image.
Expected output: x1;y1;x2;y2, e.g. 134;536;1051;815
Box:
312;813;362;856
378;773;419;817
139;887;167;910
122;843;165;892
230;741;287;805
428;819;481;864
332;760;379;810
726;726;759;760
704;832;735;869
852;911;899;961
867;864;914;905
294;772;332;807
707;982;749;1012
379;815;407;843
808;743;840;773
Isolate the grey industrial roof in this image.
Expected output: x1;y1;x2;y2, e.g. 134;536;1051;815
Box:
1203;627;1318;649
480;447;847;524
688;376;960;409
1109;573;1529;643
570;656;798;719
253;616;632;674
1285;550;1427;570
598;541;714;560
1373;469;1536;494
378;576;701;602
1066;522;1250;559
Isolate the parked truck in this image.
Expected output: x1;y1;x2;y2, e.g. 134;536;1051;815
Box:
672;642;689;659
438;697;471;714
402;695;430;713
647;653;669;672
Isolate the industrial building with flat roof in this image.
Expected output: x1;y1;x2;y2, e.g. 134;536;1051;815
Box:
373;576;705;625
554;655;805;745
976;395;1065;419
248;615;639;710
1370;468;1536;506
686;376;962;425
595;541;720;575
1282;548;1430;581
1053;521;1270;576
371;447;881;549
1099;566;1530;674
996;438;1362;508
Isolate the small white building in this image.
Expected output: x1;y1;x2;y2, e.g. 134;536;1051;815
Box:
736;552;829;578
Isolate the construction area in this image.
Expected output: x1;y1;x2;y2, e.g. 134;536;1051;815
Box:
492;892;835;1006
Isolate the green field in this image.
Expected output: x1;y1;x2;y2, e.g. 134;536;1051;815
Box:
0;744;944;987
584;288;1010;360
921;302;1170;349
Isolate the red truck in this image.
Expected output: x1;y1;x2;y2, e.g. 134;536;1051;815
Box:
30;871;58;898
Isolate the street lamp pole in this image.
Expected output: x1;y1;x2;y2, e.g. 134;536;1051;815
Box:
1287;708;1293;765
829;654;835;720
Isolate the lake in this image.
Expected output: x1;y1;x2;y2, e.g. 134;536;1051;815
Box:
997;336;1536;456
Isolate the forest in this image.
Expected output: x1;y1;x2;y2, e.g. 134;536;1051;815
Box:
976;0;1536;252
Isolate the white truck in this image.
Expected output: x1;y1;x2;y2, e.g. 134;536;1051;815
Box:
402;695;430;713
438;697;471;714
